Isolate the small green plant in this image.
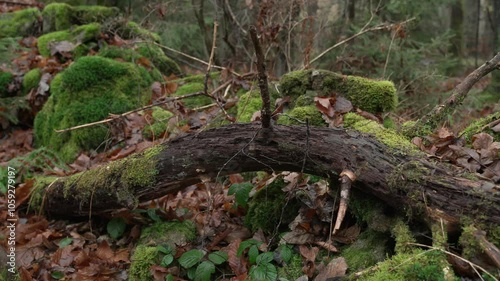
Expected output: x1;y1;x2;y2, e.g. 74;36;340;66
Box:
177;249;228;281
107;218;126;239
237;240;294;281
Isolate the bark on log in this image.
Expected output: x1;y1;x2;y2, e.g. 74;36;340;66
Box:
41;124;499;229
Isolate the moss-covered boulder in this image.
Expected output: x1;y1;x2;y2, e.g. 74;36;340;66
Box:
99;44;181;77
0;70;14;98
121;21;161;43
22;68;42;94
42;3;119;33
34;56;153;162
37;22;101;57
245;178;300;233
280;69;397;114
0;8;42;39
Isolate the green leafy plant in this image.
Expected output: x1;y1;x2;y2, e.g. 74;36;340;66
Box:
178;249;228;281
157;244;176;267
107;218;126;239
228;182;253;208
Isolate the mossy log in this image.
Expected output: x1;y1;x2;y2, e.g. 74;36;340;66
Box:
38;124;499;230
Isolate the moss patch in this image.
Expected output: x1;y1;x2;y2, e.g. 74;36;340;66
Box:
279;69;397;114
0;8;42;39
22;68;42;95
245;178;300;234
277;105;325;127
142;107;174;140
122;21;161;42
460;111;500;143
136;43;181;76
174;82;211;108
344;113;418;153
342;230;390;271
0;70;14;98
237;90;262;122
37;22;101;57
34;56;153;162
129;245;159;281
42;3;119;33
139;220;196;247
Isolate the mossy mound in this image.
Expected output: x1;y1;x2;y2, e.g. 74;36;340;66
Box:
279;69;397;114
277;105;325;127
0;70;14;98
342;230;390;271
99;44;181;77
22;68;42;94
42;3;119;33
37;22;101;57
244;178;300;233
121;21;161;43
34;56;153;162
174;82;211;108
143;107;174;139
130;221;197;281
343;113;418;153
0;8;42;39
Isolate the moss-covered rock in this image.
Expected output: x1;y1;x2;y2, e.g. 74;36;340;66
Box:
344;113;418;153
37;22;101;57
460;111;500;143
122;21;161;43
277;105;325;127
137;44;181;76
0;70;14;98
174;82;211;108
0;8;42;39
129;245;159;281
42;3;119;33
280;69;397;114
34;56;153;162
22;68;42;94
245;178;300;233
142;107;174;139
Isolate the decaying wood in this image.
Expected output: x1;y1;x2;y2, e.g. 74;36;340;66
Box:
41;123;499;231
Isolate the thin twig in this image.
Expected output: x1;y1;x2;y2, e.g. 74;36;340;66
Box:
382;24;400;78
249;25;272;129
223;0;247;35
308;17;415;66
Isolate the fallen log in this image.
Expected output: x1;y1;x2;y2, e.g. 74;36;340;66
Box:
35;123;499;231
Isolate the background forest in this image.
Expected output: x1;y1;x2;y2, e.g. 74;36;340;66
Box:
1;0;500;280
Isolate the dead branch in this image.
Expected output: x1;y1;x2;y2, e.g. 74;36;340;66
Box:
410;52;500;137
249;25;272;129
333;170;356;234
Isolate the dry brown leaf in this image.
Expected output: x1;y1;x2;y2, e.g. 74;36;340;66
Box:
314;257;348;281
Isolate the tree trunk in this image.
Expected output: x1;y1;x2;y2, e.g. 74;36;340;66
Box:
39;124;499;231
449;0;464;57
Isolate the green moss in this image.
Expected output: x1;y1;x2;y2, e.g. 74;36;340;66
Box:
42;3;119;33
279;69;397;114
137;44;181;76
29;176;60;212
342;230;390;271
392;220;416;254
174;82;211;108
278;105;325;127
123;21;161;42
42;3;72;32
278;254;303;280
349;190;396;232
37;23;101;57
129;245;159;281
460;111;500;143
22;68;42;94
99;45;140;61
0;8;42;39
139;220;196;247
143;107;174;139
34;56;153;162
176;72;220;84
344;113;418;153
0;70;14;97
237;90;262;122
245;178;300;234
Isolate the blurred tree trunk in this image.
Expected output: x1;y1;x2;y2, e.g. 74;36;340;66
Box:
449;0;464;57
463;0;479;59
192;0;212;61
346;0;355;23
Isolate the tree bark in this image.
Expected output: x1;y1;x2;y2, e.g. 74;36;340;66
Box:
40;124;499;230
